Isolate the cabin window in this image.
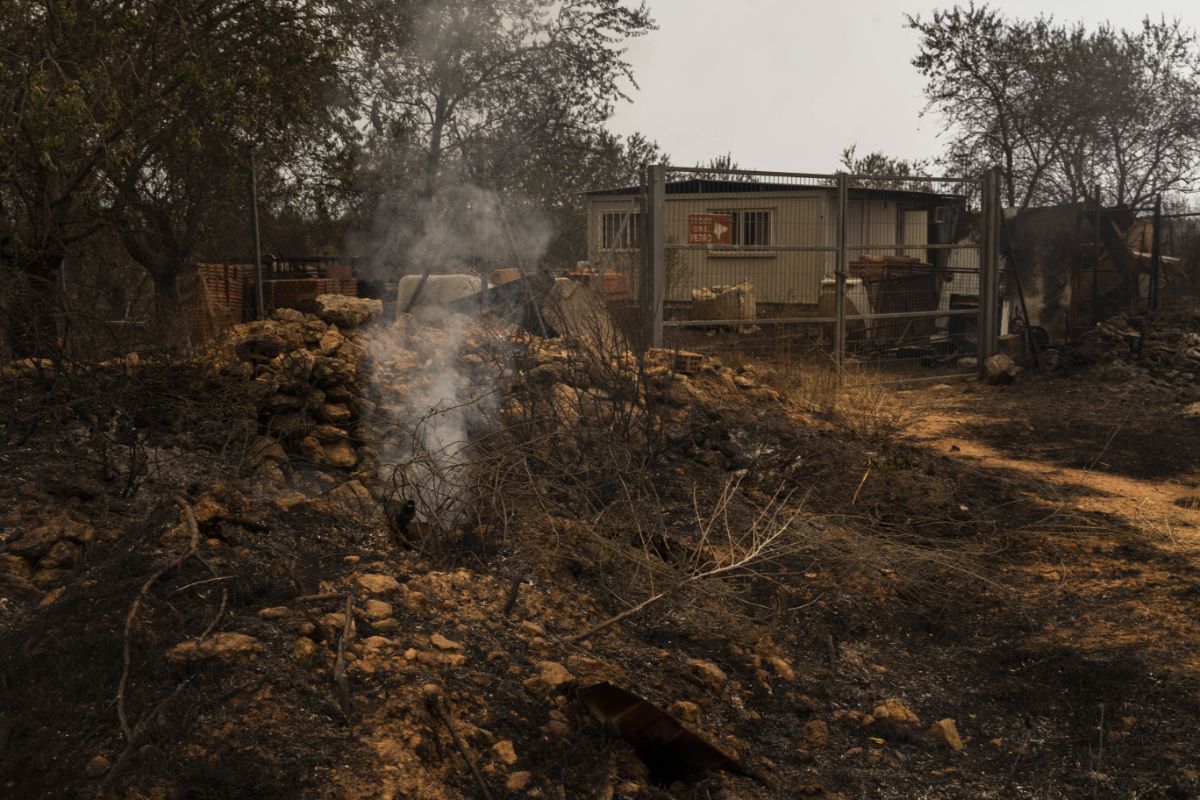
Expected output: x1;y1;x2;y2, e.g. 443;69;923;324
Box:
710;209;771;246
601;212;641;250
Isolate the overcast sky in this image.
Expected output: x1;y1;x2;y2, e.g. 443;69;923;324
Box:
608;0;1200;173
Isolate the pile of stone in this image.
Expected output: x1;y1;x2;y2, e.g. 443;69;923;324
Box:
218;295;383;503
1076;310;1200;401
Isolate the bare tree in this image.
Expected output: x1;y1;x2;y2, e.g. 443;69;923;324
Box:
907;6;1200;211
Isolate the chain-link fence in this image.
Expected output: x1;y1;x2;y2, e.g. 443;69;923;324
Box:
582;165;1002;385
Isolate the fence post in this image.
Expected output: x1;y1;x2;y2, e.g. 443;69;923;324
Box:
641;163;666;350
835;173;848;382
978;167;1001;376
1150;194;1162;311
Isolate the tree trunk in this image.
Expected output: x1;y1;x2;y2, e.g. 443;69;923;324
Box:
151;270;191;351
2;253;64;361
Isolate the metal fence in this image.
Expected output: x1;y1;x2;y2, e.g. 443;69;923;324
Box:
587;164;1002;384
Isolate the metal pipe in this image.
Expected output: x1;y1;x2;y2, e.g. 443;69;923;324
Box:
1092;184;1101;327
1150;194;1162;311
250;149;264;320
642;164;666;349
835;173;848;381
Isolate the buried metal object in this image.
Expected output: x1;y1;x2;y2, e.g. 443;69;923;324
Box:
577;681;750;782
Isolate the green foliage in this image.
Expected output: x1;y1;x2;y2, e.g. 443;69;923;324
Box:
907;4;1200;210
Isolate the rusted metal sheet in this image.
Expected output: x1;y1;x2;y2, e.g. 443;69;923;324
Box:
577;681;743;778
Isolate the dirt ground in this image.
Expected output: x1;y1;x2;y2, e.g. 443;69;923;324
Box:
831;373;1200;799
3;329;1200;800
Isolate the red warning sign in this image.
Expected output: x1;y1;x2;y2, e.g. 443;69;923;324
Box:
687;213;733;245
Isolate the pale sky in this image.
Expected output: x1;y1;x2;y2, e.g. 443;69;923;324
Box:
608;0;1200;173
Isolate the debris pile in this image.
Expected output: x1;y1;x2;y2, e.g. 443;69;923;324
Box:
1075;309;1200;401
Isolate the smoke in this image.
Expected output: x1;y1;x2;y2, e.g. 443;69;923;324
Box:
365;182;552;529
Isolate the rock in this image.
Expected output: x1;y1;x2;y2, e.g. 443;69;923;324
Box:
233;320;305;361
167;632;261;662
312;294;382;328
319;403;352;423
668;700;700;723
506;771;532;791
1181;402;1200;419
85;755;111;778
31;568;72;589
430;633;463;651
37;586;66;608
8;521;65;557
767;655;796;680
247;436;288;466
358;573;401;594
361;599;393;620
493;739;518;766
293;637;318;662
984;353;1018;385
927;718;964;752
524;660;574;694
687;658;728;691
39;540;80;569
258;606;290;619
803;719;829;747
328;479;372;513
518;620;545;636
299;435;324;463
0;554;33;582
868;698;921;727
322;439;359;468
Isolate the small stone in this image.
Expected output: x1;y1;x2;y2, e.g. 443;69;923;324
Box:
361;599;394;620
869;698;921;727
85;755;110;778
357;573;401;594
767;655;795;680
492;739;518;765
293;637;318;662
506;771;532;791
534;660;574;691
668;700;700;723
37;586;66;608
927;718;964;752
258;606;290;619
167;632;260;662
431;633;463;651
803;719;829;747
518;620;545;636
687;658;728;690
0;554;33;583
421;683;441;697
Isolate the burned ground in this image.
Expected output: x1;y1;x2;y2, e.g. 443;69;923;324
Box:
2;307;1199;800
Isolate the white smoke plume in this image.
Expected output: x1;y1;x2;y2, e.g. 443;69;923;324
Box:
365;183;552;531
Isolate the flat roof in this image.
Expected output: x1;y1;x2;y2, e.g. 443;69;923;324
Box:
585;178;964;203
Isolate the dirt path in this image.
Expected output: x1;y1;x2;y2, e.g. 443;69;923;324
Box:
896;379;1200;687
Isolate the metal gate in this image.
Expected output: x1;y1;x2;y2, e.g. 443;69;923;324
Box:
615;165;1001;384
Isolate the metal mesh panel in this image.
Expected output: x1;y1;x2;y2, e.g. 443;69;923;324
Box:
633;166;991;384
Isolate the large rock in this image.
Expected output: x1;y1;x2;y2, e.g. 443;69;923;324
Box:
927;718;964;752
396;274;482;315
313;294;382;328
868;698;921;727
984;353;1019;385
233;320;306;362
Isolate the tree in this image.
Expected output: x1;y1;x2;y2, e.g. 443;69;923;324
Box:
105;2;348;336
907;5;1200;211
0;1;347;354
837;145;933;190
350;0;657;271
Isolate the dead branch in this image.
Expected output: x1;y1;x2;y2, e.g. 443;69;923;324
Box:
427;694;494;800
566;479;807;643
333;593;354;720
